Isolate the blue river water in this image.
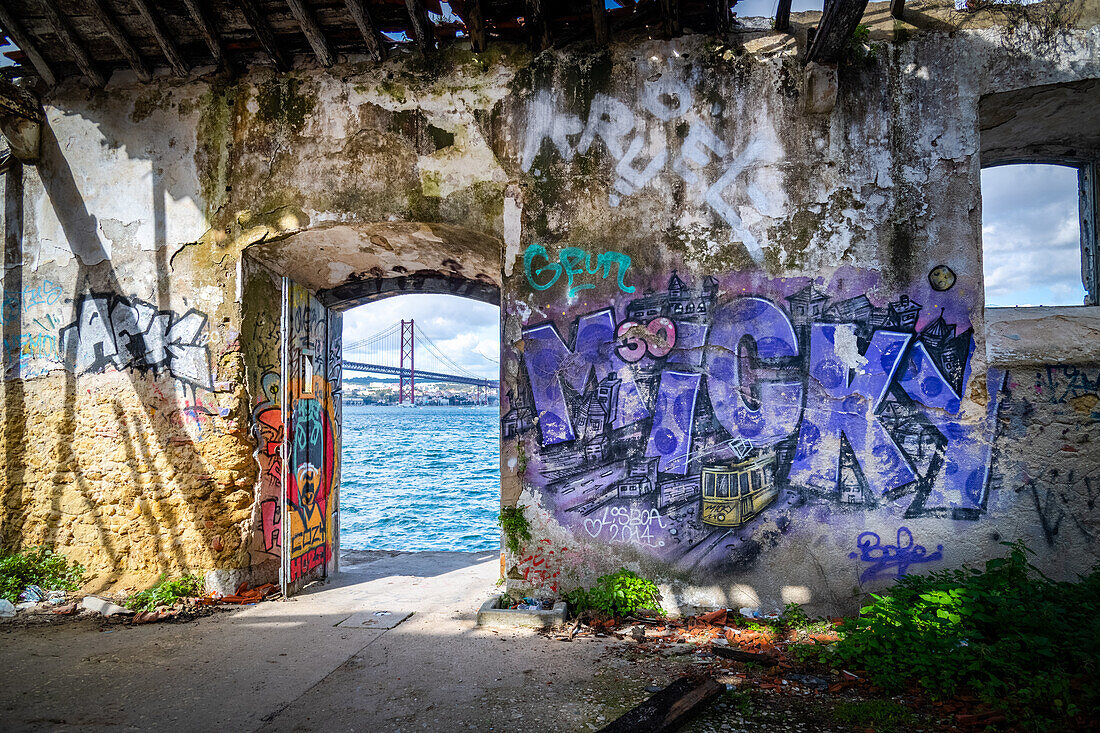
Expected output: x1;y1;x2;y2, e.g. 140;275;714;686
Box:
339;404;500;552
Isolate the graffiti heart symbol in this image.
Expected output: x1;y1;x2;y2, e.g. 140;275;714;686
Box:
583;517;604;538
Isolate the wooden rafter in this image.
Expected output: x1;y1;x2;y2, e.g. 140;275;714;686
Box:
286;0;337;67
238;0;291;71
181;0;229;69
464;0;488;53
38;0;105;87
131;0;190;77
86;0;151;81
708;0;732;33
591;0;609;47
405;0;436;52
344;0;387;61
525;0;551;51
0;5;55;86
660;0;682;38
775;0;793;32
807;0;871;64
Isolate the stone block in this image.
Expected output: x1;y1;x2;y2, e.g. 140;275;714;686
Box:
803;62;838;115
476;595;567;630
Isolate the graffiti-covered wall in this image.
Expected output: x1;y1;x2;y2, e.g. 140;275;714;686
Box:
491;17;1100;611
0;1;1097;606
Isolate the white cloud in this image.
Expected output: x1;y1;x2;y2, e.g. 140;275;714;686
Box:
981;164;1085;307
342;294;499;379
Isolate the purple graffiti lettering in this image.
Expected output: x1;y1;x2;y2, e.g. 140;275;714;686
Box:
646;371;702;474
522;309;650;445
707;298;802;447
791;325;916;494
849;527;943;584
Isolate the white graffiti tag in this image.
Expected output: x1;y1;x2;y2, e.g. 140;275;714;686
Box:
519;70;782;262
583;506;668;548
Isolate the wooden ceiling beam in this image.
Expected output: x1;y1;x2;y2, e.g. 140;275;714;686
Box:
85;0;151;81
774;0;793;32
405;0;436;52
464;0;487;52
344;0;387;61
807;0;870;63
181;0;229;70
591;0;608;47
131;0;190;77
0;5;56;86
286;0;337;67
38;0;105;87
525;0;551;51
660;0;682;38
708;0;732;33
238;0;291;71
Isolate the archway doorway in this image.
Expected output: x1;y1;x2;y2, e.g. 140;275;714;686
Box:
339;293;501;555
240;222;503;596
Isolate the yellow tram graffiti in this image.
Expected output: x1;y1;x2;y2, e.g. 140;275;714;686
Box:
700;453;779;528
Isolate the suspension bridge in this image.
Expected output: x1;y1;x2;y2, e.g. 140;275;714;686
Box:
342;320;498;404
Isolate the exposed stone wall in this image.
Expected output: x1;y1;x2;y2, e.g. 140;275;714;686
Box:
0;1;1097;607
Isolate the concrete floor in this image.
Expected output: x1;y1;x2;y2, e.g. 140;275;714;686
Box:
0;551;658;732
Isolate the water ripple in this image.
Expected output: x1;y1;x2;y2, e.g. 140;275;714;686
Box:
340;404;500;552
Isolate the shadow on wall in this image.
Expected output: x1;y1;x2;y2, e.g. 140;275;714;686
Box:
0;120;241;584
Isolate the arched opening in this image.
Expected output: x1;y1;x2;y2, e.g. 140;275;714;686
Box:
240;222;503;595
339;293;501;555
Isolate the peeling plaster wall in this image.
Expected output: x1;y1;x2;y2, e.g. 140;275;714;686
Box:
0;2;1098;608
492;16;1100;612
0;46;519;583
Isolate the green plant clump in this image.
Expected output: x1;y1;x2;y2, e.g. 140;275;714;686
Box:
835;541;1100;729
564;568;663;619
125;574;205;612
0;547;85;603
832;700;913;733
498;504;532;555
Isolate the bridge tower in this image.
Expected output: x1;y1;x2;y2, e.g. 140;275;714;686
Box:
399;319;415;405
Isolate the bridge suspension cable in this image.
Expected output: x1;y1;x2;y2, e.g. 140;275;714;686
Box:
341;319;498;401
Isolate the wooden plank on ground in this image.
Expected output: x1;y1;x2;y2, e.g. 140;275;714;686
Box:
711;646;779;666
596;676;723;733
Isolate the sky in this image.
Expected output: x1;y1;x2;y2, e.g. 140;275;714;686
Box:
981;164;1085;307
342;294;500;380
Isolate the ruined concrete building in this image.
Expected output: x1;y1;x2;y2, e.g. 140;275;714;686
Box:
0;0;1097;611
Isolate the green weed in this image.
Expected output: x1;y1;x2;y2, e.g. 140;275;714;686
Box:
833;700;913;732
565;568;663;619
835;540;1099;729
125;574;205;612
498;505;532;555
0;547;85;603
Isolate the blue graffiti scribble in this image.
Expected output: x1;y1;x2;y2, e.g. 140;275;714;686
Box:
849;527;943;584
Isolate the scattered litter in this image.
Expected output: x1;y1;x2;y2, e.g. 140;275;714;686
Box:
19;585;47;603
785;673;829;691
197;582;277;606
47;590;68;605
81;595;134;617
738;607;760;618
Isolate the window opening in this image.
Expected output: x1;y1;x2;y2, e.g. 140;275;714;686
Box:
981;163;1094;307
